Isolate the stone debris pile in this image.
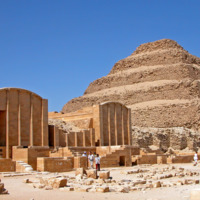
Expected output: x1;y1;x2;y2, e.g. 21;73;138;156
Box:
23;166;200;193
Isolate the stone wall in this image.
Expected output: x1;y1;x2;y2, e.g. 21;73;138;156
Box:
132;126;200;151
37;157;74;172
0;159;16;172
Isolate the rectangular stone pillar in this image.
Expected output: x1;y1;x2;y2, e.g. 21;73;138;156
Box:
6;89;10;158
41;99;48;146
90;128;95;146
65;134;68;147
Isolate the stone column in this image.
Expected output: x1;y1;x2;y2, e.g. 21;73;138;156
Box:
83;130;86;147
90;128;95;146
127;109;131;145
114;104;118;145
108;104;111;146
18;90;21;146
99;105;104;146
6;89;10;159
65;134;68;147
75;132;78;147
122;106;125;146
41;99;48;146
30;93;33;146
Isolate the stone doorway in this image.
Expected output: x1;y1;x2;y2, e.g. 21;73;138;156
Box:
119;156;126;166
0;111;6;146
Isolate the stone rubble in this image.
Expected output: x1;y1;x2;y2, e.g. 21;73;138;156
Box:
23;165;200;193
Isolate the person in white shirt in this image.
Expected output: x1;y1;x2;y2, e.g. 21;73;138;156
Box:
95;154;100;171
88;151;94;168
194;151;198;166
82;151;87;157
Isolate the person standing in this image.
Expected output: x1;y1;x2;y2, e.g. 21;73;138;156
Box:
95;154;100;171
88;151;94;168
82;151;87;157
194;151;198;166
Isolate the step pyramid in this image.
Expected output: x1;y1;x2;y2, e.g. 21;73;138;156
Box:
62;39;200;131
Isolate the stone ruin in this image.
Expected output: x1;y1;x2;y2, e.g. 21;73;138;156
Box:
0;88;137;172
1;39;200;174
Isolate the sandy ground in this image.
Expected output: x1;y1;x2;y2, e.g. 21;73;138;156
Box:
1;163;200;200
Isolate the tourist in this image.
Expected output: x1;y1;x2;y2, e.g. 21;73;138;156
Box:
82;151;87;157
194;151;198;166
95;154;100;171
88;151;94;168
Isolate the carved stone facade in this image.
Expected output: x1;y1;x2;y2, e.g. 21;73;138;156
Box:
0;88;48;159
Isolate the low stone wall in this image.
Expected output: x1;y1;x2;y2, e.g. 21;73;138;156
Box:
12;146;50;170
37;157;74;172
0;159;16;172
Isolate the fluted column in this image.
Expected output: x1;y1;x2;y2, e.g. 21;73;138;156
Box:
83;130;86;147
127;109;131;145
18;90;21;146
108;104;111;146
75;132;78;147
114;104;118;145
122;106;125;145
30;93;33;146
6;89;10;158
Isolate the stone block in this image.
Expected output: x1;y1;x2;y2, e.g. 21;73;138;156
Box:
75;168;86;176
98;171;110;179
84;178;94;185
96;186;109;193
153;181;161;188
86;169;97;179
39;177;67;189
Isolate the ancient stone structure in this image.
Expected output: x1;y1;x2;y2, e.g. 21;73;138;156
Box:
48;102;135;168
0;88;48;156
62;39;200;133
0;88;136;172
49;102;131;147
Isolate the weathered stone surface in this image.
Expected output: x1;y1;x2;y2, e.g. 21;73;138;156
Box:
98;171;110;179
75;168;86;176
39;177;67;189
96;186;109;193
86;169;97;179
84;178;94;185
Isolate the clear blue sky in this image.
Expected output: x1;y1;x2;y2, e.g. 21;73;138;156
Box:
1;0;200;112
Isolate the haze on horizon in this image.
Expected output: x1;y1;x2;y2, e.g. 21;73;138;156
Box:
1;0;200;112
